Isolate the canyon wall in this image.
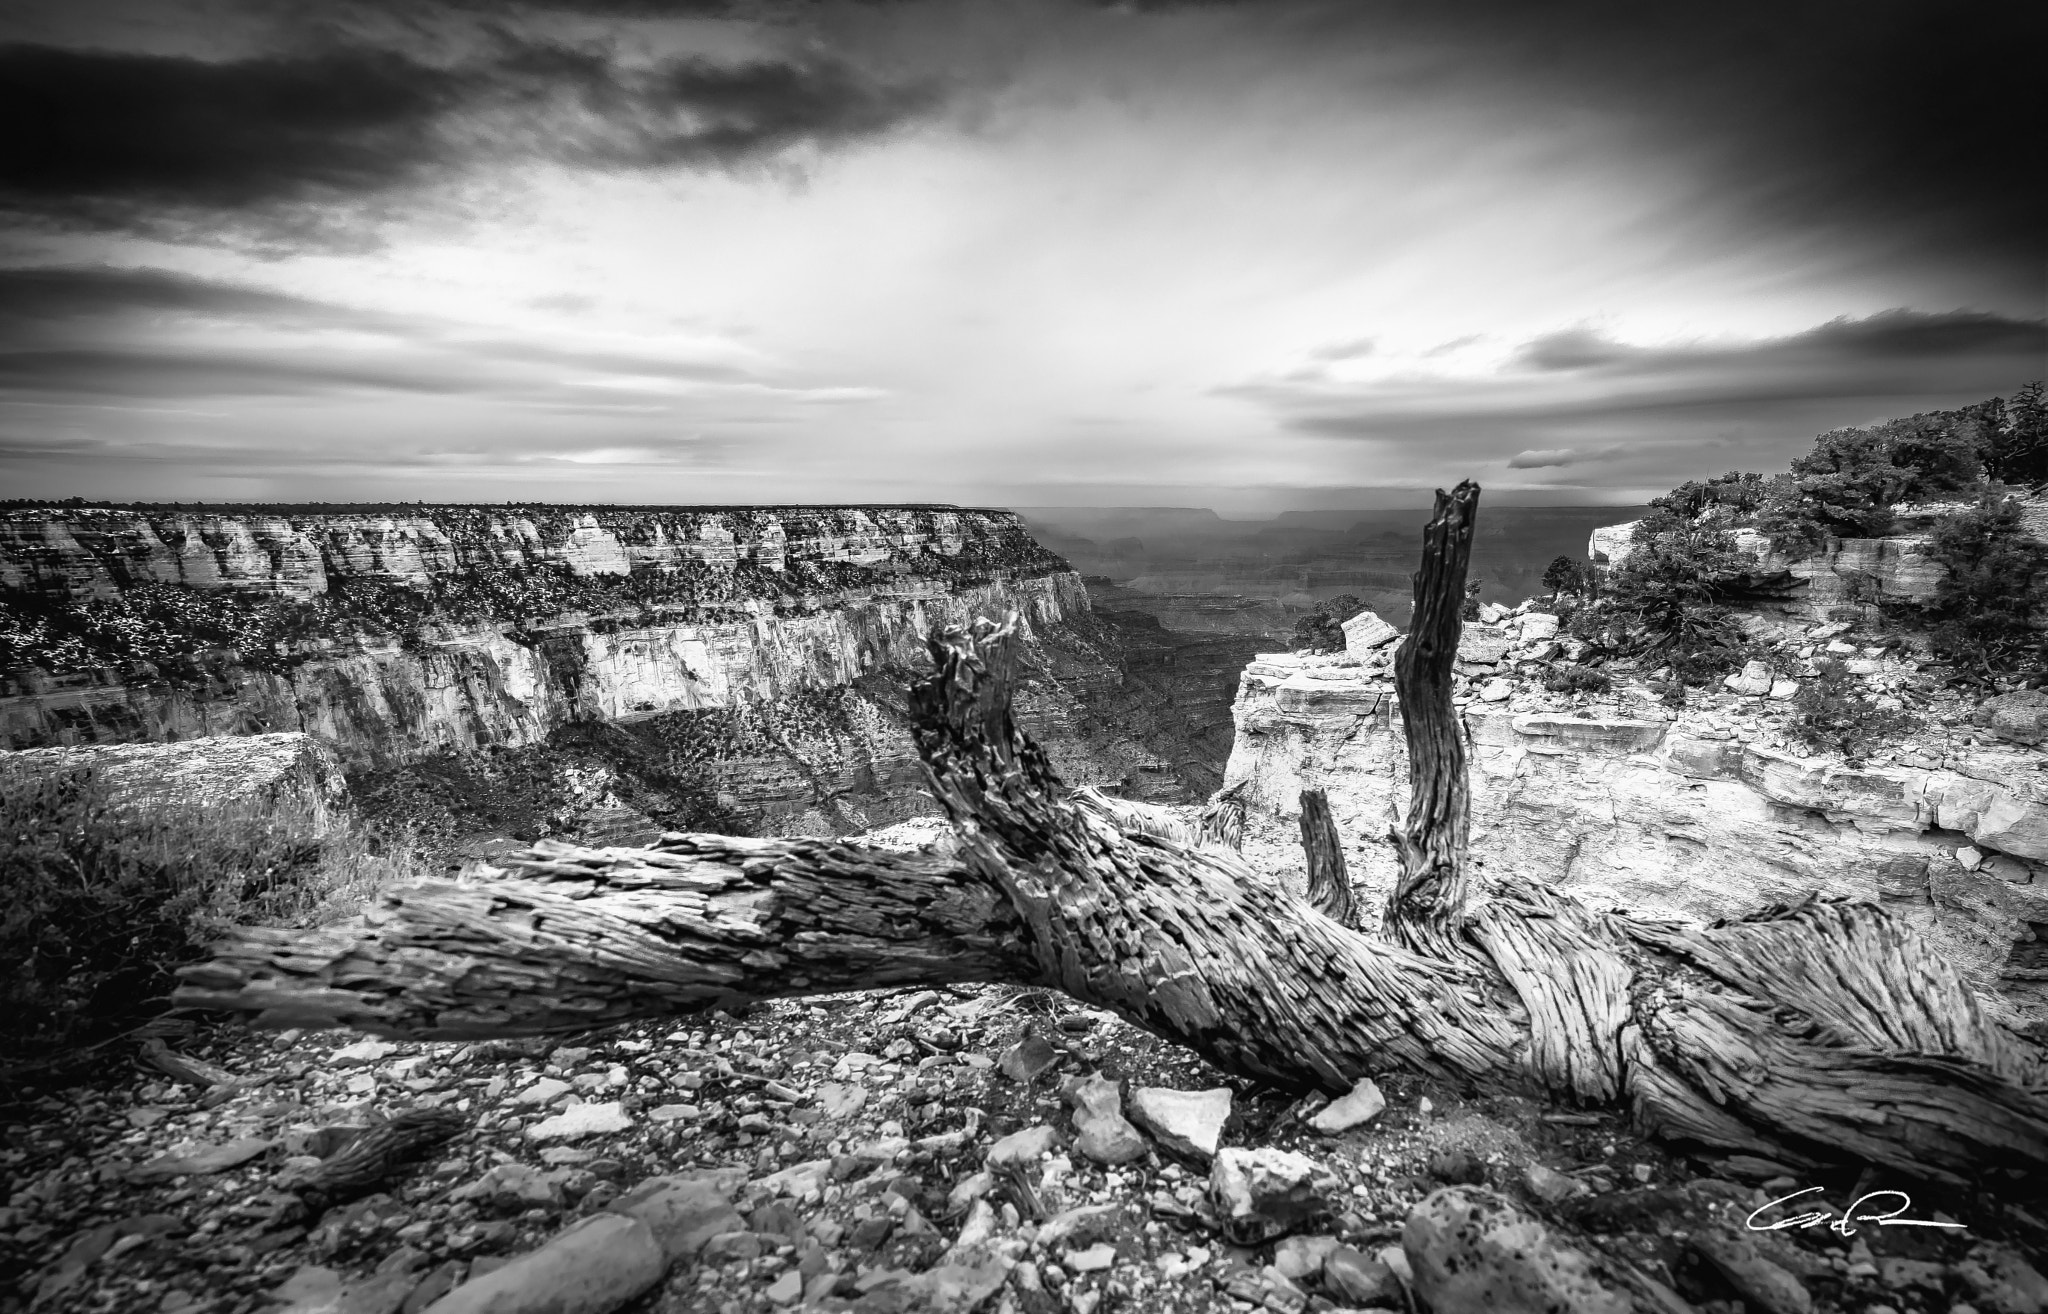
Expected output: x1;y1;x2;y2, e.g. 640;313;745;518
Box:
1221;647;2048;1026
0;506;1214;836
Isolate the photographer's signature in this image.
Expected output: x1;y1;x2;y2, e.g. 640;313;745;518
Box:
1746;1186;1966;1235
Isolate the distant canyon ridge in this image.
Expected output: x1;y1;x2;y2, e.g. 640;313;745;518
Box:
0;505;1256;857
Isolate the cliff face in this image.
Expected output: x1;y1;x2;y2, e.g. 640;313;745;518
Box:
0;506;1218;837
1223;645;2048;1027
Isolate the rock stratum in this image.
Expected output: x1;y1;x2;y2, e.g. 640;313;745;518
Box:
0;506;1216;837
1222;596;2048;1027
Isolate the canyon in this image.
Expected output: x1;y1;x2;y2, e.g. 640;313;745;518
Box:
0;506;1229;847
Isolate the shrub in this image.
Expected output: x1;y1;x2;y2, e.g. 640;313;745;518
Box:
1291;593;1366;653
1788;658;1919;760
1459;578;1483;622
1602;521;1752;684
1543;666;1612;695
1983;381;2047;488
1904;494;2048;685
0;764;419;1066
1542;555;1593;598
1648;471;1769;521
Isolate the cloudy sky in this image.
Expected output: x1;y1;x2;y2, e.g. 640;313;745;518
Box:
2;0;2042;512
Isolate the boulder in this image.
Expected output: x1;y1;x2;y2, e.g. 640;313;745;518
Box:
1322;1246;1402;1307
1208;1148;1338;1245
1456;627;1512;666
1127;1086;1231;1161
987;1124;1059;1168
1341;611;1399;655
1306;1077;1385;1134
418;1214;665;1314
1518;613;1560;642
1985;690;2048;747
605;1169;748;1263
1724;660;1774;696
1402;1187;1633;1314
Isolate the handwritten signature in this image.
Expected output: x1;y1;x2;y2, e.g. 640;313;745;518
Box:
1746;1186;1966;1235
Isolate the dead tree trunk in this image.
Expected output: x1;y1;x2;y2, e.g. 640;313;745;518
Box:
175;498;2048;1199
1385;479;1477;956
1297;788;1356;928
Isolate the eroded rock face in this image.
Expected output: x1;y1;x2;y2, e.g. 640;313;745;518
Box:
0;731;345;824
1225;654;2048;1022
1;507;1225;831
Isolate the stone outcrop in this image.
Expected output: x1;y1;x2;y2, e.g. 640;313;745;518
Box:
1586;494;2048;624
1224;650;2048;1023
0;505;1229;834
0;731;345;825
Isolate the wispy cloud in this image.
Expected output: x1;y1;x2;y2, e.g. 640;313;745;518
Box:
1506;445;1625;469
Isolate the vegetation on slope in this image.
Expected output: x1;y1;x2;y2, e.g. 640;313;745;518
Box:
1539;383;2046;704
0;763;424;1067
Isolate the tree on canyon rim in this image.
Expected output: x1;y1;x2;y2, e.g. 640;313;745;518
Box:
176;483;2048;1211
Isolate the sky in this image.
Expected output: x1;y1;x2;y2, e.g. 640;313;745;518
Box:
1;0;2042;514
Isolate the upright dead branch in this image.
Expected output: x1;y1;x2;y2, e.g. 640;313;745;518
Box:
1297;787;1357;928
1386;480;1480;954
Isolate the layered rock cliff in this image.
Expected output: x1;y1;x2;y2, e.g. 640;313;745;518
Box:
0;506;1221;838
1220;606;2048;1027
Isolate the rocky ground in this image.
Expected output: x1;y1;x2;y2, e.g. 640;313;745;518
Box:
5;972;2044;1314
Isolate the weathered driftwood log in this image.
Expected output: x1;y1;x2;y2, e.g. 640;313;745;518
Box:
176;490;2048;1197
1297;787;1357;929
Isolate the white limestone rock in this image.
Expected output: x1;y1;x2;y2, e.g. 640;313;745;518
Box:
1127;1087;1232;1161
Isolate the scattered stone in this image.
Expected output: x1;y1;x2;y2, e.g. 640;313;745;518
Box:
647;1104;700;1122
417;1214;664;1314
756;1158;831;1198
1343;610;1399;654
1724;660;1774;696
763;1269;804;1305
1066;1073;1147;1164
605;1170;747;1263
1521;1163;1588;1204
527;1102;632;1143
1127;1086;1231;1160
997;1032;1063;1084
1480;679;1513;703
1769;678;1801;699
1066;1243;1116;1273
1323;1245;1402;1307
1307;1077;1385;1134
818;1082;869;1119
1208;1147;1338;1245
987;1124;1059;1168
1036;1205;1118;1251
1691;1228;1814;1314
129;1137;275;1182
1958;1242;2048;1314
513;1077;572;1107
1958;846;1986;871
1404;1187;1634;1314
1519;613;1560;641
463;1163;561;1211
331;1040;400;1068
1272;1234;1338;1281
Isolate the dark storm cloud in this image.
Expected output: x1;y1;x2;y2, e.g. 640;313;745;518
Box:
0;266;390;336
0;264;752;399
1247;310;2045;480
1507;312;2048;386
0;36;939;236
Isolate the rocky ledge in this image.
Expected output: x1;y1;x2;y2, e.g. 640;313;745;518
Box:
11;961;2044;1314
1225;603;2048;1025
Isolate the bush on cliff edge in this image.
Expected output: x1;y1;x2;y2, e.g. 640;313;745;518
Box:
0;765;421;1070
